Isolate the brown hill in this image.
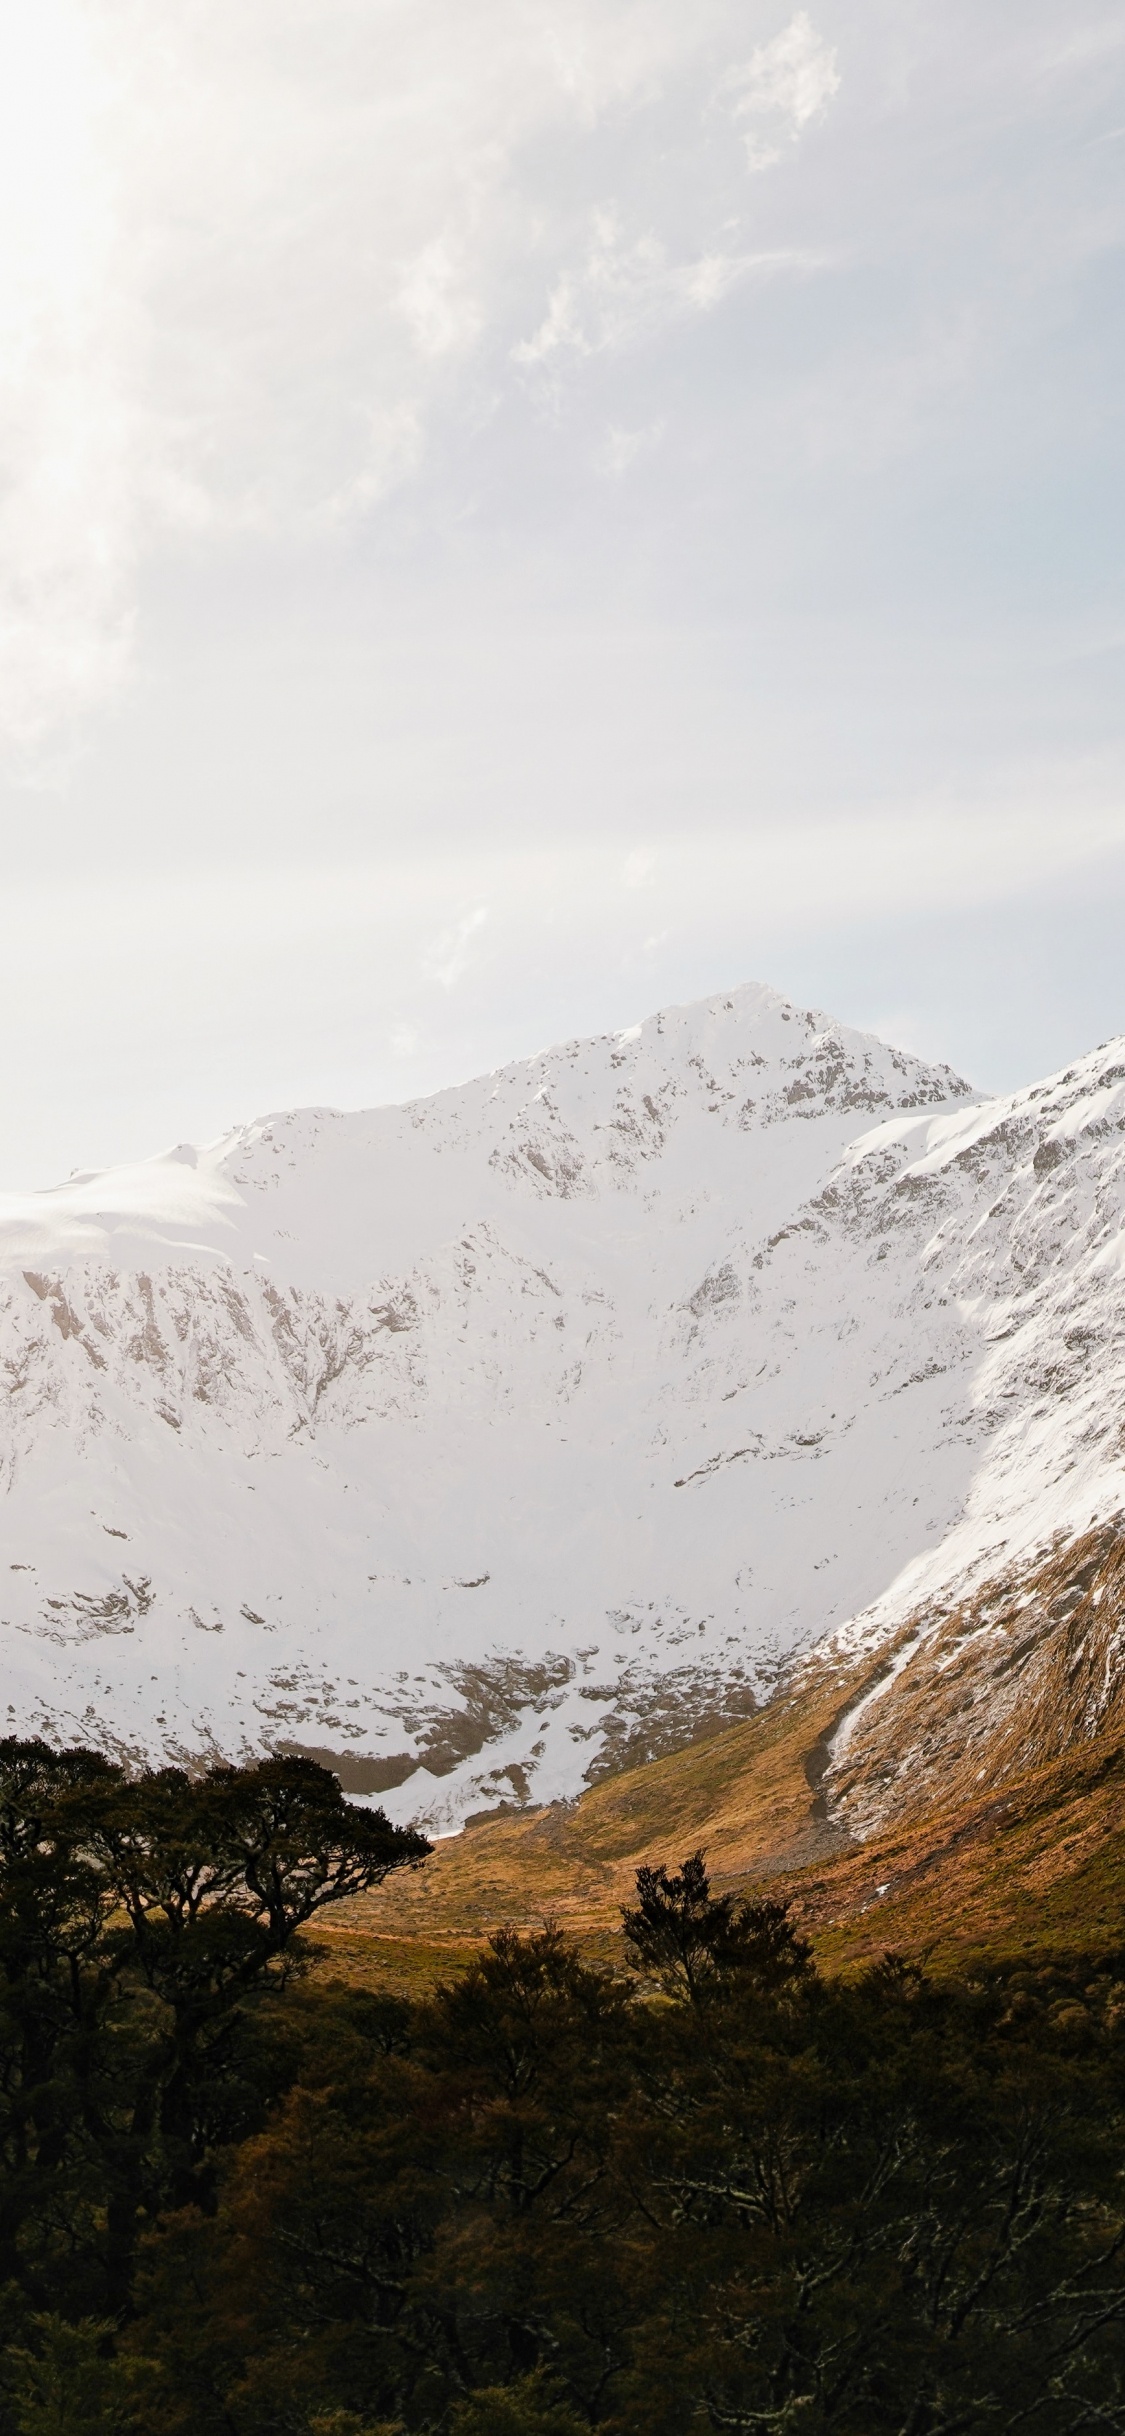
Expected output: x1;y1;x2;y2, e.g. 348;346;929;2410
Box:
317;1521;1125;1990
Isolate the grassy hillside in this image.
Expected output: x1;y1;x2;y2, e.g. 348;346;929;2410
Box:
319;1629;1125;1990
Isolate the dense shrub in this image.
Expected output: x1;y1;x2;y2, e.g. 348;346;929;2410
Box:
1;1748;1125;2431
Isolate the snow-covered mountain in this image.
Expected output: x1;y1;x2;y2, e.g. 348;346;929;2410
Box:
3;981;1124;1834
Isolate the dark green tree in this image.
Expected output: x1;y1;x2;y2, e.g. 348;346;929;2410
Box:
621;1848;812;2003
0;1739;429;2319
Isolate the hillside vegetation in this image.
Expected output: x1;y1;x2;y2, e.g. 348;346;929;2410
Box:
5;1738;1125;2433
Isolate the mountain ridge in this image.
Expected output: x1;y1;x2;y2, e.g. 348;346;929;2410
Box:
4;978;1125;1842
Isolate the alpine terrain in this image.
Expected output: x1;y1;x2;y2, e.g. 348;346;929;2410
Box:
4;980;1125;1843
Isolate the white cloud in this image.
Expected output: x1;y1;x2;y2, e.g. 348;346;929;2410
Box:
727;12;840;171
0;0;138;742
314;405;425;527
397;239;485;361
423;906;489;991
0;0;861;747
512;205;804;367
0;0;1120;1181
596;423;662;476
0;0;784;747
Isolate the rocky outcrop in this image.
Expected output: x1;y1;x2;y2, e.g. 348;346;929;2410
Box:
823;1519;1125;1841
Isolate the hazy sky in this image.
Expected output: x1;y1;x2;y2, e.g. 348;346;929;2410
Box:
1;0;1124;1185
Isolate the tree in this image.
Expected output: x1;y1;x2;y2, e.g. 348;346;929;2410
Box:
449;2370;587;2434
0;1740;429;2317
4;2315;136;2436
621;1850;812;2004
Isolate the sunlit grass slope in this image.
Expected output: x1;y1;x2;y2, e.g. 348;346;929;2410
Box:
319;1624;1125;1991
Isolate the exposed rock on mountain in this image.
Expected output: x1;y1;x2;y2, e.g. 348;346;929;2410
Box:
822;1518;1125;1842
3;981;1125;1836
802;1045;1125;1842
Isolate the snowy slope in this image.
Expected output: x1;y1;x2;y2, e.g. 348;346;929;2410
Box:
2;980;1121;1834
794;1040;1125;1836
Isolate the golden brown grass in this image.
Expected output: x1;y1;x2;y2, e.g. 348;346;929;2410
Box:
319;1621;1125;1991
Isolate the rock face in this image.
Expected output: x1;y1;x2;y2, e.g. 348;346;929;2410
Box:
803;1046;1125;1843
2;980;1125;1835
822;1521;1125;1846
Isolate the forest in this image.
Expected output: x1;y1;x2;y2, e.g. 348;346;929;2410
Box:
1;1740;1125;2433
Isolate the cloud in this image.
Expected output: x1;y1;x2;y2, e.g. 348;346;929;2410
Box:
0;3;758;746
726;12;840;170
396;238;485;362
595;423;661;477
423;906;489;991
0;0;1122;1185
0;0;1114;806
0;1;850;748
512;206;814;369
0;0;138;743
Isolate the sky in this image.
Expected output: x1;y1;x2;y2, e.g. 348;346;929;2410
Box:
1;0;1124;1186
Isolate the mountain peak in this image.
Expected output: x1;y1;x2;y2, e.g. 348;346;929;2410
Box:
2;982;1111;1837
0;983;975;1281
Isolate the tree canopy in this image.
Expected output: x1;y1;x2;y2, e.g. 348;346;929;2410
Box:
0;1758;1123;2433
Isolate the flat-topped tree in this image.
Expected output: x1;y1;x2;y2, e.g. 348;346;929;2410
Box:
0;1741;429;2310
75;1751;428;1975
